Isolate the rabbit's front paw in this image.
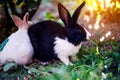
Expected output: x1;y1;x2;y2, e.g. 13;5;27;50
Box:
41;62;49;65
58;55;72;65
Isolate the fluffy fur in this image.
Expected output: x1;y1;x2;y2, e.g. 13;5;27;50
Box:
28;2;90;65
54;37;82;65
0;13;34;65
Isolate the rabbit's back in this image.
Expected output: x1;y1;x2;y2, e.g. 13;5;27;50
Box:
28;20;66;61
29;20;66;38
0;30;33;64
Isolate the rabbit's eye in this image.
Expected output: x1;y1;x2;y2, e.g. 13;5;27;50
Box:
74;29;81;35
77;29;81;33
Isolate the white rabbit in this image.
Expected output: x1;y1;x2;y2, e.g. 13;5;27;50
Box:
0;12;34;65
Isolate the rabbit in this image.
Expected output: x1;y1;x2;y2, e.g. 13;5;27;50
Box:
28;1;90;65
0;12;34;65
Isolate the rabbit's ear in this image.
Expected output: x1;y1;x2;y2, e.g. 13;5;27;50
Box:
11;15;23;27
58;3;71;26
23;12;29;24
72;1;85;23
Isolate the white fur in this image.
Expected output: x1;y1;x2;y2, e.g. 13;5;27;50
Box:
54;37;82;65
84;27;91;40
28;21;34;26
0;29;33;65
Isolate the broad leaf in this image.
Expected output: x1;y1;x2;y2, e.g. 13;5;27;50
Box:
3;62;16;72
16;0;23;5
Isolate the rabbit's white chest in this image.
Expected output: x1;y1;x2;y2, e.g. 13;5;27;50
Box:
54;37;82;57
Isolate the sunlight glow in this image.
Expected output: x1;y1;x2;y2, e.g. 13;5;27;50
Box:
94;21;100;30
100;36;105;42
105;31;111;37
78;0;118;40
109;2;115;8
84;15;90;22
88;25;93;29
105;0;112;8
101;23;105;28
112;37;115;39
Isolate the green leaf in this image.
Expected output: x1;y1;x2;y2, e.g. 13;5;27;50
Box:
0;38;9;52
26;0;37;8
3;62;16;72
96;46;99;54
16;0;23;5
45;12;58;21
104;58;113;68
46;12;53;20
28;68;38;74
24;66;38;74
118;64;120;72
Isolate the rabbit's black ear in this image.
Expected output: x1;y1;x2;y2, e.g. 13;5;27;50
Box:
58;3;71;26
72;1;85;23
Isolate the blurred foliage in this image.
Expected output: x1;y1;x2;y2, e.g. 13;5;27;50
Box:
0;0;41;43
77;39;120;80
46;12;58;21
0;0;41;17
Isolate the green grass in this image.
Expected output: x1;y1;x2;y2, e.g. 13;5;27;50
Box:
0;39;120;80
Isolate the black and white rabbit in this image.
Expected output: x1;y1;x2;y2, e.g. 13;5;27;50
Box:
0;12;34;65
28;2;91;65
